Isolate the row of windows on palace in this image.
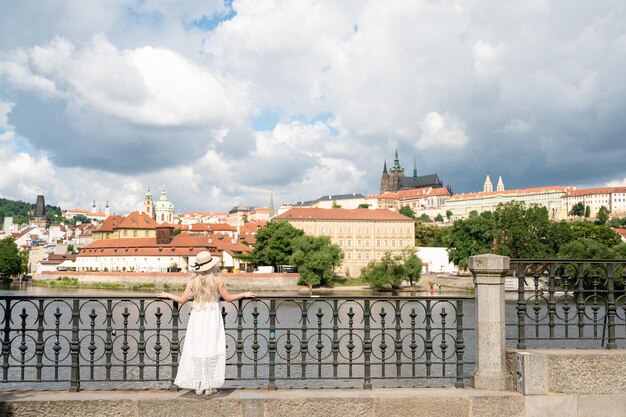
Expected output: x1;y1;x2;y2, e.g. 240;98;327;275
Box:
305;225;413;235
330;238;412;249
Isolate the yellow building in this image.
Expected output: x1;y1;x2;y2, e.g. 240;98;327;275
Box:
93;211;159;241
275;208;415;277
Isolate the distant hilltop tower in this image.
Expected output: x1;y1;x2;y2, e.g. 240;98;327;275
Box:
380;149;444;194
31;194;50;229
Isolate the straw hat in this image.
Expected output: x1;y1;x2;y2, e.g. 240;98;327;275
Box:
191;251;220;272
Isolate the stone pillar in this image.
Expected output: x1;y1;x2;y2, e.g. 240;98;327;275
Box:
469;254;512;390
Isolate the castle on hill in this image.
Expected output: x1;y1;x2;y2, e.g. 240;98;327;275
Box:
379;150;446;194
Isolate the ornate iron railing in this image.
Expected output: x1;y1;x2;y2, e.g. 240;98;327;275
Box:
509;259;626;349
0;295;474;391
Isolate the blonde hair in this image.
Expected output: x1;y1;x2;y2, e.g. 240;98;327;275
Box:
191;267;220;307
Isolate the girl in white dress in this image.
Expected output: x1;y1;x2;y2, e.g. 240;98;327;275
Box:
158;251;255;395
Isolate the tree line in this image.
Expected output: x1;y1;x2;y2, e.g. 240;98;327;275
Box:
412;201;625;270
0;197;63;226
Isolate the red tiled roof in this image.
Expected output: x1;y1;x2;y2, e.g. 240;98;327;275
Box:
449;186;567;200
565;187;626;197
78;235;219;257
209;223;237;232
116;211;158;229
95;215;126;232
275;208;414;221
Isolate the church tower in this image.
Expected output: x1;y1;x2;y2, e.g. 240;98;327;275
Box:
105;201;110;216
483;175;493;193
153;187;174;224
496;176;504;192
144;187;154;218
91;200;97;214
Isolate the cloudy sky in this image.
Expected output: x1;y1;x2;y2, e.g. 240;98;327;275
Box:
1;0;625;213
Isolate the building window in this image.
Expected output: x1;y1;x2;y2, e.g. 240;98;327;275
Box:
133;230;138;237
145;231;149;237
383;240;387;247
357;239;361;247
357;227;361;234
376;252;381;259
357;252;362;260
366;253;370;260
347;253;352;260
365;239;370;247
348;227;352;233
320;226;324;234
123;230;128;236
391;240;395;247
347;239;352;247
339;239;343;246
376;240;380;247
339;226;343;233
328;226;333;233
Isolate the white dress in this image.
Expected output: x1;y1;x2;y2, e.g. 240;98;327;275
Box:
174;297;226;390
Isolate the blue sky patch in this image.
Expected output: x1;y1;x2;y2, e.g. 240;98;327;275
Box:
192;0;236;31
251;107;282;131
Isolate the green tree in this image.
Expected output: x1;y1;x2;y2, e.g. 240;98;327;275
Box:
545;221;574;256
66;244;75;253
290;235;343;286
569;202;585;217
252;221;304;268
73;214;91;225
332;201;342;208
443;211;495;270
357;204;370;209
399;205;416;219
570;221;621;247
584;205;591;218
595;206;610;225
434;213;444;222
558;238;615;259
493;202;551;258
401;248;423;286
360;252;406;290
418;213;431;222
19;250;29;274
445;210;453;221
0;237;23;278
414;222;450;247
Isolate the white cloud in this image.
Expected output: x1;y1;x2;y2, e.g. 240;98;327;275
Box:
416;112;469;150
473;41;505;79
2;34;250;127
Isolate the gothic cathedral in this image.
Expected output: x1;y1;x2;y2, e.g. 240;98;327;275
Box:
380;150;445;194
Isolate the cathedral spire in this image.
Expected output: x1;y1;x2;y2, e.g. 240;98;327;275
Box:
391;149;402;171
382;160;388;174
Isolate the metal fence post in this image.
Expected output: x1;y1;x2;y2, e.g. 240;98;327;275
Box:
69;299;81;392
469;254;512;391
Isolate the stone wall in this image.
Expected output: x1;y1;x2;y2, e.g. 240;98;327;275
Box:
38;271;301;290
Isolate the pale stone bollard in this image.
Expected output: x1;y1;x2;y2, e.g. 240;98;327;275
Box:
469;254;513;391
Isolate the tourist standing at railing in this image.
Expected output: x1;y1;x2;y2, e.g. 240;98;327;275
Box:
158;251;256;395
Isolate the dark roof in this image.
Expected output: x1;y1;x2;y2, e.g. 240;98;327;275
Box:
398;174;443;189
